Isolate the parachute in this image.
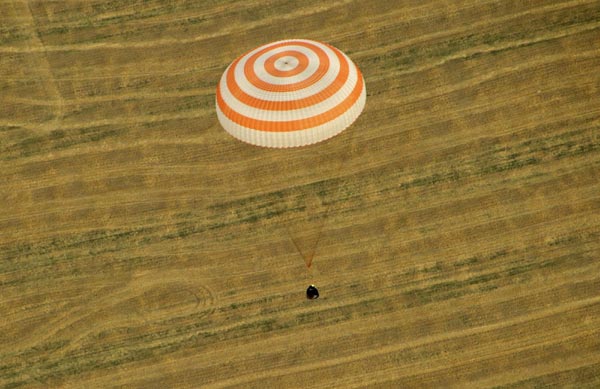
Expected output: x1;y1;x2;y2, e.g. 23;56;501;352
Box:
216;40;366;297
216;39;366;148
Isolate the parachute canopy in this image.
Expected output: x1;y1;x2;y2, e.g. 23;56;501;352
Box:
216;39;366;148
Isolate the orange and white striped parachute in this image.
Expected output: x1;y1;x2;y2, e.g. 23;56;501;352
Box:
216;39;366;148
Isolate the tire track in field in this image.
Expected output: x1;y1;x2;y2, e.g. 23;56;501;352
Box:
209;295;600;388
175;239;599;343
2;47;597;166
0;63;222;81
16;0;64;130
109;276;599;388
3;275;217;386
0;109;210;132
385;22;600;78
48;269;216;359
0;123;595;248
6;43;598;113
3;37;597;157
6;0;347;36
354;0;598;60
346;330;600;388
3;0;594;81
0;0;355;53
369;50;600;118
1;0;599;386
5;224;596;384
4;269;216;364
6;86;214;106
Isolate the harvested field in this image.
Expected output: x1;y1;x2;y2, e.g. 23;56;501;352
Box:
1;0;599;387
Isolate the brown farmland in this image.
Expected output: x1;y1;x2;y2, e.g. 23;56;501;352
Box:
1;0;599;387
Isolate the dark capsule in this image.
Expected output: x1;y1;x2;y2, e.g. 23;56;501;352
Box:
306;284;319;299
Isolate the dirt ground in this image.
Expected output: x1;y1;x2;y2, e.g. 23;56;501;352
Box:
1;0;599;387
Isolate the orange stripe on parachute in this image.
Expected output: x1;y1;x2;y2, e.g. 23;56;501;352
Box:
243;41;329;92
216;70;363;133
223;41;349;111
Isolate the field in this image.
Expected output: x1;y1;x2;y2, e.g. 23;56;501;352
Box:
1;0;600;387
